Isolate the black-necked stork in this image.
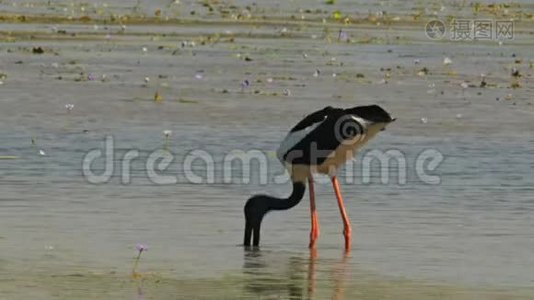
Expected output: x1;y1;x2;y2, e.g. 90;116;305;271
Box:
244;105;395;251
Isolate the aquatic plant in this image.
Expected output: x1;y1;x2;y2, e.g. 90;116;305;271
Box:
31;137;46;156
240;79;250;92
338;29;349;42
163;130;172;150
132;243;148;279
154;91;163;103
65;104;74;113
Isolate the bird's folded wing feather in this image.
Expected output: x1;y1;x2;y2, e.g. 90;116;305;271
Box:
284;107;359;165
290;106;336;132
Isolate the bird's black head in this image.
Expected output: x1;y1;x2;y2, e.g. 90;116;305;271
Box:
243;182;306;248
243;195;271;247
347;105;395;123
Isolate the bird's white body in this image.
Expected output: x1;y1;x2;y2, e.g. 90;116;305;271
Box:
277;114;388;182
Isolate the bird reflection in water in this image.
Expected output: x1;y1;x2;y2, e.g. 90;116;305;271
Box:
243;248;350;300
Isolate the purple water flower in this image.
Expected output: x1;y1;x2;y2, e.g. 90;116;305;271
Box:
136;244;148;253
87;73;96;81
240;79;250;90
338;30;349;42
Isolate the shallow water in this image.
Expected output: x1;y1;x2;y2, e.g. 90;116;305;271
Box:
1;0;534;299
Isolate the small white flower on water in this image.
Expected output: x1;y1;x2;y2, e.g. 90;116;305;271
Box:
142;47;148;52
51;62;59;68
195;73;203;80
283;89;291;96
45;245;54;250
313;69;320;77
456;114;463;119
39;149;46;156
420;117;428;124
266;77;273;83
144;77;150;84
498;40;503;46
65;104;74;112
121;25;127;31
460;82;469;89
163;130;172;138
180;40;196;47
302;53;308;58
332;73;337;77
443;57;452;65
0;81;3;85
281;27;288;33
93;24;99;30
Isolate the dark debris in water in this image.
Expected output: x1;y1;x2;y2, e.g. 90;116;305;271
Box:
32;46;44;54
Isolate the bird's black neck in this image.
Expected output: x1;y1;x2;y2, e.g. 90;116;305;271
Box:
267;181;306;210
244;181;306;246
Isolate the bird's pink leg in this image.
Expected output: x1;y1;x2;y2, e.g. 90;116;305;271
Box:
332;176;351;251
308;176;320;249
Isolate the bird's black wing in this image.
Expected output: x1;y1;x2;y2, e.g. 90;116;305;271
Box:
289;106;335;133
283;108;366;166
